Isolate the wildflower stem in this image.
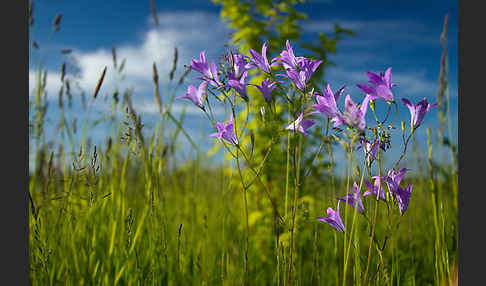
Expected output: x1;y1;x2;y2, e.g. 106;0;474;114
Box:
285;101;291;219
287;131;302;285
230;103;250;286
237;145;281;220
393;129;415;170
343;159;367;284
342;133;357;286
363;125;384;285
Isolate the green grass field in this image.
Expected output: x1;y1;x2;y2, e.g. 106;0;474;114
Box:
28;102;458;285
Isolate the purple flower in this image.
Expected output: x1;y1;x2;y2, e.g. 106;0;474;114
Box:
272;40;322;91
363;176;386;201
356;67;396;102
386;168;413;214
219;71;249;101
285;68;310;91
190;51;221;87
401;97;438;130
177;81;207;110
395;184;412;214
210;114;238;145
272;40;299;70
285;58;322;91
386;168;412;214
312;84;345;120
231;54;249;79
334;95;370;131
249;79;277;103
285;109;315;135
296;57;322;74
247;42;273;73
316;201;345;232
385;168;408;196
357;138;379;165
336;182;365;214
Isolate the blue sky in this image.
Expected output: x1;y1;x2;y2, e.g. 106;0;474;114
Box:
29;0;458;175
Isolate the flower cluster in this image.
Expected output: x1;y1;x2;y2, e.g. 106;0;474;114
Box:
319;167;413;232
177;40;437;233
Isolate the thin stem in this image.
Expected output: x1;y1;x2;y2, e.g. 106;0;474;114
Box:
285;101;291;220
287;132;302;285
235;149;250;286
363;126;384;285
394;129;415;170
230;103;250;286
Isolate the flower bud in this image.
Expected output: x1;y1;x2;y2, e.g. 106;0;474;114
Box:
369;99;376;113
260;106;265;120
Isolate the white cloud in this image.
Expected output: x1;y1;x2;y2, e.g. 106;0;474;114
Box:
30;11;231;114
71;11;230;93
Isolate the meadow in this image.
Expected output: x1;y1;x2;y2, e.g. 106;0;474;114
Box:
28;3;458;285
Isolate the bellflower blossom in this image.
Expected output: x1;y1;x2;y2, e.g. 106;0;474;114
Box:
272;40;322;71
285;68;311;91
311;84;345;120
395;184;412;214
285;58;322;91
285;109;315;135
272;40;299;70
247;42;274;73
363;176;387;201
385;167;413;213
177;81;207;110
210;114;239;145
401;97;438;130
219;71;249;101
357;138;380;165
385;168;408;196
272;40;322;91
356;67;396;102
336;182;365;214
316;201;345;232
296;57;323;73
190;51;221;87
334;95;370;131
231;54;249;79
249;79;277;103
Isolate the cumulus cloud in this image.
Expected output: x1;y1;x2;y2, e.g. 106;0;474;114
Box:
29;11;231;114
71;11;230;94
